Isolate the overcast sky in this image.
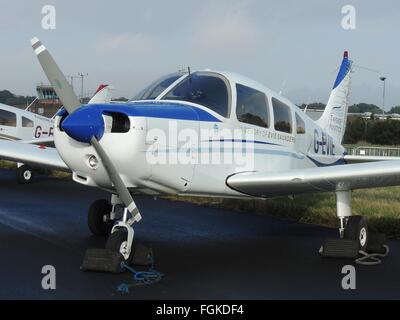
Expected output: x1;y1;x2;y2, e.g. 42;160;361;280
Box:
0;0;399;109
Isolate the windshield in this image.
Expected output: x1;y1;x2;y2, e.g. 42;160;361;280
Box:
161;73;230;117
130;73;183;101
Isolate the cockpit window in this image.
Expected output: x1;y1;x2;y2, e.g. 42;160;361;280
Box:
162;73;230;117
0;110;16;127
131;73;183;101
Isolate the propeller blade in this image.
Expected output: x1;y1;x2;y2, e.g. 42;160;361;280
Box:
90;137;140;218
31;37;81;114
31;38;138;220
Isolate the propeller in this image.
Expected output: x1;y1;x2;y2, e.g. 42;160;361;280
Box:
31;37;139;218
31;38;80;114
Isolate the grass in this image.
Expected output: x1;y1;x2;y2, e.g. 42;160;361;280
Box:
0;160;71;180
344;142;400;148
166;187;400;239
0;160;16;170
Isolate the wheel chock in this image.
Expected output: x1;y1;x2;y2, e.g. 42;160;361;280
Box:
131;244;153;267
366;233;387;254
319;239;360;259
81;248;125;274
319;233;389;265
81;244;154;274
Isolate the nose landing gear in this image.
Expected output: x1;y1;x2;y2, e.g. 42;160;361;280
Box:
87;196;142;261
106;207;142;262
88;195;127;237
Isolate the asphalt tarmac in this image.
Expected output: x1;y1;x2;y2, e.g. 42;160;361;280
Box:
0;168;399;300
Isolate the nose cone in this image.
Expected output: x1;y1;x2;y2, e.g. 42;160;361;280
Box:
61;106;105;143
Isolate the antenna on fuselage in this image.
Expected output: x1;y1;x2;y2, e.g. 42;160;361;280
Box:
188;66;193;85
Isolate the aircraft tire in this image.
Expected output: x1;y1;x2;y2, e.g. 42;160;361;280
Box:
344;216;368;251
16;165;33;184
106;229;135;263
88;199;113;236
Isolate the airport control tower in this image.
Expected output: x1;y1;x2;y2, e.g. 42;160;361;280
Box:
29;84;63;117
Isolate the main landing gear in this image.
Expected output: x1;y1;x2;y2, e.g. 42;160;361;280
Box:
88;194;142;263
16;164;34;184
320;190;389;265
336;190;368;251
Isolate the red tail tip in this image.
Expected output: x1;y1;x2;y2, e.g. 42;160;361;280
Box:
94;84;108;95
344;51;349;59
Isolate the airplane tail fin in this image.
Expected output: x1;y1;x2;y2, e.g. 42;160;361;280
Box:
88;84;114;104
316;51;353;144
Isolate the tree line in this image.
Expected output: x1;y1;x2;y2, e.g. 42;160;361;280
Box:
344;117;400;146
299;103;400;146
0;90;36;106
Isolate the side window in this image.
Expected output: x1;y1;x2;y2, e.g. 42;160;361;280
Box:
0;110;16;127
272;98;292;134
236;84;269;128
295;113;306;134
22;116;34;128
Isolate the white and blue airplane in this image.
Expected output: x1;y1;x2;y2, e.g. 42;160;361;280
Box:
0;38;397;262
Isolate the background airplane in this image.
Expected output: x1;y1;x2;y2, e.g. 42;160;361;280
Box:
0;38;399;265
0;102;55;183
0;84;114;183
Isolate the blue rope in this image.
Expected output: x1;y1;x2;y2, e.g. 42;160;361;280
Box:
117;259;164;294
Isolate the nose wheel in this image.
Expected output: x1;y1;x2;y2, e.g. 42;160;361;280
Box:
106;229;135;263
106;206;141;262
87;196;141;262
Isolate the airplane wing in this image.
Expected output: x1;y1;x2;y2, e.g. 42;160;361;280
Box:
226;160;400;198
22;137;55;148
0;139;69;171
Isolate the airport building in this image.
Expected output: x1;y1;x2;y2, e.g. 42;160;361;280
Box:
26;85;63;118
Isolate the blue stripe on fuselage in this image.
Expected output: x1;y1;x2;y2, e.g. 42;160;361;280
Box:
207;139;281;147
72;102;222;123
307;155;346;167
